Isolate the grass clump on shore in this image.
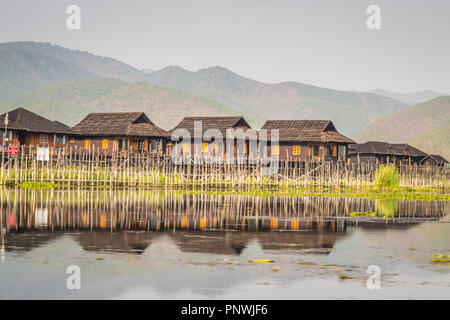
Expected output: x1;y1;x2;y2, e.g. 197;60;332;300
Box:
374;165;400;189
19;182;58;189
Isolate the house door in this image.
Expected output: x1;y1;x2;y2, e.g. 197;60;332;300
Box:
18;133;26;145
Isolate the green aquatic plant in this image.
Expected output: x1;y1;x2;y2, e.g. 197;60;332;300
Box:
349;211;378;218
374;164;400;189
18;182;58;189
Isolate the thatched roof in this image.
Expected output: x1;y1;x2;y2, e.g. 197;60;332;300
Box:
0;108;72;134
170;116;252;139
349;141;427;157
420;154;448;164
73;112;169;137
261;120;355;143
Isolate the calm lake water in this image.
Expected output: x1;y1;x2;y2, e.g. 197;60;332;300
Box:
0;188;449;299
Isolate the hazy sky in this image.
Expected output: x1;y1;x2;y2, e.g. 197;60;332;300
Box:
1;0;449;92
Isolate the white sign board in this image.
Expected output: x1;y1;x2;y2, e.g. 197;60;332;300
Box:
35;208;48;228
37;147;49;161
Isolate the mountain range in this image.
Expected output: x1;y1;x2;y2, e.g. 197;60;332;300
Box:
353;96;450;160
145;66;407;134
0;41;407;134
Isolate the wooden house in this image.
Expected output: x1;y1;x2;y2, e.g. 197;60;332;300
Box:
70;112;169;156
169;116;254;158
348;141;428;165
260;120;355;161
0;107;72;154
419;154;448;166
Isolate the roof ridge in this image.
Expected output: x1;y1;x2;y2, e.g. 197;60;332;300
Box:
87;112;144;115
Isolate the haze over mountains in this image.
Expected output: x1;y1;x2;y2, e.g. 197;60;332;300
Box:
354;96;450;160
145;66;407;134
0;41;447;158
369;89;447;105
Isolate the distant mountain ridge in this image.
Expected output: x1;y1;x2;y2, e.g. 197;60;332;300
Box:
0;41;146;103
353;96;450;160
1;41;409;134
369;88;447;105
146;66;407;135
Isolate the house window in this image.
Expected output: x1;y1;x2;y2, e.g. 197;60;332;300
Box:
54;134;65;145
309;145;319;159
118;139;128;150
338;145;346;158
3;130;12;141
158;139;163;153
39;134;48;143
325;146;333;157
138;140;145;152
293;145;300;155
202;142;208;153
182;143;190;153
333;146;337;157
102;139;108;150
151;139;162;153
272;145;280;155
214;143;224;155
84;139;91;150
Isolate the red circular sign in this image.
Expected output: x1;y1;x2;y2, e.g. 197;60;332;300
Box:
8;145;18;155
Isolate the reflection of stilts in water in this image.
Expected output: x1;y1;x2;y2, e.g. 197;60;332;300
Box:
3;188;447;232
1;227;5;263
1;188;4;263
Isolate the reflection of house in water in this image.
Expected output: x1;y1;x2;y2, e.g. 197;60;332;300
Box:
1;189;447;257
72;232;160;255
173;231;251;256
256;232;345;253
3;232;63;253
172;229;345;256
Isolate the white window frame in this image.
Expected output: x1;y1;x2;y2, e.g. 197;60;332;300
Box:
54;134;66;145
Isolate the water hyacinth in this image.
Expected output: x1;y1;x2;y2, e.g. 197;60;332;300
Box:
374;165;400;189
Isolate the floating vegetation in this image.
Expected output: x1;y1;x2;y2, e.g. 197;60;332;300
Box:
187;188;450;202
248;260;274;263
431;254;449;263
338;274;353;280
349;211;377;218
19;182;58;189
374;165;400;189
